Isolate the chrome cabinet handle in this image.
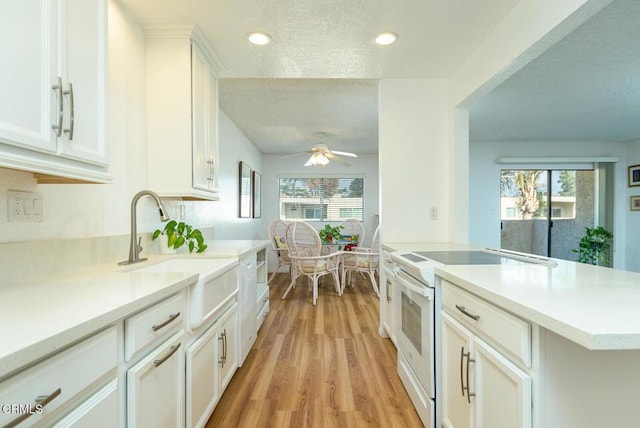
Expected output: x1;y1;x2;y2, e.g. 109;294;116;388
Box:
460;346;476;403
218;330;227;367
386;278;392;303
51;77;63;137
460;347;465;397
5;387;62;427
63;82;74;140
206;158;215;182
153;343;181;368
151;312;181;331
455;304;480;321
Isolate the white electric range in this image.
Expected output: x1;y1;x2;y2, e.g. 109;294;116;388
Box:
389;247;556;427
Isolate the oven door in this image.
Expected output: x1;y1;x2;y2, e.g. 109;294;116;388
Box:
395;268;435;399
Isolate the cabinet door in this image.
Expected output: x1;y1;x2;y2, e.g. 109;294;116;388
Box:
381;267;395;339
218;305;238;392
127;331;185;428
473;337;531;428
191;41;218;193
186;324;220;428
238;252;257;365
441;312;473;428
0;1;56;152
57;0;107;165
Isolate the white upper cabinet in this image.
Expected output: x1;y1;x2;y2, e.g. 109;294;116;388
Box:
145;26;221;201
56;0;108;165
0;0;109;183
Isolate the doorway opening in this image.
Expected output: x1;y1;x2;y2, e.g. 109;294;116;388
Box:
499;168;606;261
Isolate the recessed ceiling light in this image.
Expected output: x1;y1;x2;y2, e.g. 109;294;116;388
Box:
247;32;272;45
375;32;398;46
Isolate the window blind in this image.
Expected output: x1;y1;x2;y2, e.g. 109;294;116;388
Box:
278;177;364;221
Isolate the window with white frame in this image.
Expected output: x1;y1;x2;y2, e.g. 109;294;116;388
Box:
278;177;364;221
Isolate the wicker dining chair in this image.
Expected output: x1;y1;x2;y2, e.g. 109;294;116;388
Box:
340;225;380;296
281;221;341;305
268;219;292;283
338;219;365;246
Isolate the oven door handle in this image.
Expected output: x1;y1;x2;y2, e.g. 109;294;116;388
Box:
396;275;434;300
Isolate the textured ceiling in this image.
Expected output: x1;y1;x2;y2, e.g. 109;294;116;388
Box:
118;0;521;156
219;79;378;155
119;0;640;154
469;0;640;143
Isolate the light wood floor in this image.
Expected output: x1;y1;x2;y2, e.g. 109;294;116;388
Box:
206;272;423;427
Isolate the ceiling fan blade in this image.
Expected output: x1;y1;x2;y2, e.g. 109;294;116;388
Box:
325;152;351;167
278;152;311;159
331;150;358;158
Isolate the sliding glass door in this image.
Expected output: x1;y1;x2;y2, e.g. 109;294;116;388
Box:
500;169;595;260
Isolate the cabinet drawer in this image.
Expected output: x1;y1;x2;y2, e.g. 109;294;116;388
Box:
441;281;531;368
257;284;269;314
125;292;186;361
0;327;117;428
257;299;269;331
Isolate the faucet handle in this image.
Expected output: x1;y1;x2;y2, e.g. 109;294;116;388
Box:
137;236;143;255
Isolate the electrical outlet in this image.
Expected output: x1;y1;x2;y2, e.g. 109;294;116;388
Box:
8;190;44;222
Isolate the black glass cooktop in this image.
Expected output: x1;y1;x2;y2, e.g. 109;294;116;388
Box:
412;251;511;265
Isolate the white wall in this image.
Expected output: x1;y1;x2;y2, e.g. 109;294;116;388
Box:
210;110;264;240
625;140;640;272
0;1;263;255
469;140;629;269
261;153;379;271
378;79;450;243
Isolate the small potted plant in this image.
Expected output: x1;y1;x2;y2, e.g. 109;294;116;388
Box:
572;226;613;266
319;224;344;244
152;220;208;254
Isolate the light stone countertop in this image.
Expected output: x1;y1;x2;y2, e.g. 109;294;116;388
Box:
436;260;640;351
382;241;640;351
0;239;269;381
382;242;482;253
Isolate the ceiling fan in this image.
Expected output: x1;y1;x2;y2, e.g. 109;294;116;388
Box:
279;133;358;167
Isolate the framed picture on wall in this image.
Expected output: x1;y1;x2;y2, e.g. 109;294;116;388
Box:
631;196;640;211
239;161;252;218
628;165;640;187
252;171;262;218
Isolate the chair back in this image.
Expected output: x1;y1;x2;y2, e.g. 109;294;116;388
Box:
369;225;381;264
269;220;291;263
285;221;321;257
339;219;365;245
370;225;380;251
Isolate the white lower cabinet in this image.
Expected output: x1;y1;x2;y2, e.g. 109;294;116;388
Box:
51;380;119;428
442;312;531;428
186;302;238;428
0;327;118;428
126;330;185;428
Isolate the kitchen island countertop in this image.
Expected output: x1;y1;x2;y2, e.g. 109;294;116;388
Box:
382;241;640;351
436;260;640;351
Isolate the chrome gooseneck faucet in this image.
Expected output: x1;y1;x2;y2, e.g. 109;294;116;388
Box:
119;190;170;265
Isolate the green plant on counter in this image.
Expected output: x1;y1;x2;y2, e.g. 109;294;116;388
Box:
572;226;613;266
153;220;208;253
319;224;344;243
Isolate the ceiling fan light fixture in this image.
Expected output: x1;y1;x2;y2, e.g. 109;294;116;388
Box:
305;152;330;167
247;32;272;45
375;32;398;45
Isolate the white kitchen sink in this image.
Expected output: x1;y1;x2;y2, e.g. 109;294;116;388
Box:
128;258;239;328
129;258;235;282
